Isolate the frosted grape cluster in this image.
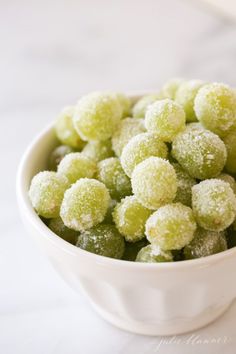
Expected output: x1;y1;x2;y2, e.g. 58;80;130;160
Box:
29;81;236;261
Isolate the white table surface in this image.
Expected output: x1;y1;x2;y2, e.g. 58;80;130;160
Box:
1;0;236;353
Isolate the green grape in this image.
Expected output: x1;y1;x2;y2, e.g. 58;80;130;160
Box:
115;93;132;118
145;202;196;250
175;80;205;122
172;129;226;180
194;83;236;138
135;245;173;263
121;132;168;177
131;157;177;210
161;78;184;99
97;157;131;200
103;199;117;224
76;224;125;259
73;92;122;141
122;238;149;261
112;196;152;242
223;132;236;174
55;106;85;149
48;217;78;244
82;139;114;162
60;178;110;231
48;145;74;171
112;118;145;157
57;152;97;184
145;99;186;142
192;179;236;231
172;163;196;206
184;228;227;259
29;171;69;218
132;93;163;118
217;173;236;194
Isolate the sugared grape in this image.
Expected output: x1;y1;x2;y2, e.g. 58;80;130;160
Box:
192;179;236;231
145;99;186;142
73;92;122;141
217;173;236;194
48;217;78;244
175;80;205;122
111;118;145;156
194;83;236;137
77;224;125;259
132;93;163;118
48;145;74;171
57;152;97;184
223;132;236;174
29;171;69;218
55;106;85;149
172;129;226;179
121;132;168;177
60;178;110;231
161;78;183;99
131;157;177;210
97;158;131;200
135;245;173;263
115;93;132;118
145;203;196;250
82;139;114;162
112;196;152;242
184;228;227;259
172;163;196;206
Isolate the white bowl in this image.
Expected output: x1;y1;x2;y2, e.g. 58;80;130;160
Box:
16;122;236;336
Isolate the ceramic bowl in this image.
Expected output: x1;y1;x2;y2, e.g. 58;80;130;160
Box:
16;122;236;336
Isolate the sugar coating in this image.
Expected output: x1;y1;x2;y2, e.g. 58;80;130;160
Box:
112;118;145;157
223;132;236;173
115;93;132;118
121;132;168;177
192;179;236;231
48;217;78;244
132;93;164;118
112;195;152;242
57;152;97;184
172;163;196;206
175;80;205;122
73;92;122;141
135;244;173;263
184;228;227;259
29;171;69;218
77;224;125;259
161;78;184;99
82;139;114;162
60;178;110;231
145;203;197;250
145;99;186;142
48;145;74;171
55;106;85;149
131;157;177;210
217;173;236;195
172;129;226;180
194;83;236;138
97;157;131;200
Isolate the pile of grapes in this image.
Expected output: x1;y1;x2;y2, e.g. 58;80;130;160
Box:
29;79;236;262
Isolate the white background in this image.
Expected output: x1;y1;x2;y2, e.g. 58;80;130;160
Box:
1;0;236;353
